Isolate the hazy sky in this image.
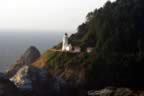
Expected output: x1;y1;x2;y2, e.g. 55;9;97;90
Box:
0;0;115;32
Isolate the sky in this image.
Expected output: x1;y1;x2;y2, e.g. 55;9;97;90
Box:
0;0;116;32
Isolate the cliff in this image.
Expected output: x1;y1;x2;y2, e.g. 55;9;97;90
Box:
5;0;144;95
0;73;22;96
33;0;144;95
7;46;41;78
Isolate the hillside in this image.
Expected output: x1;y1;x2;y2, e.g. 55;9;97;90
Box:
34;50;96;79
6;0;144;96
34;0;144;88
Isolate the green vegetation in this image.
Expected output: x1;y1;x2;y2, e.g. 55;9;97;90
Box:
38;50;96;81
34;0;144;90
69;0;144;88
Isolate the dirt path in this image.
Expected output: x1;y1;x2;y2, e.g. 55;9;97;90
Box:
48;48;62;52
48;48;79;53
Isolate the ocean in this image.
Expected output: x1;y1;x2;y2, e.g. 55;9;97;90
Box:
0;32;72;72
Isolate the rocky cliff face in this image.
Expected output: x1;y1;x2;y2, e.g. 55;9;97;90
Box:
0;73;22;96
10;65;32;91
7;46;67;94
7;46;41;78
9;64;67;95
7;46;69;95
17;46;41;65
88;87;144;96
9;65;48;91
4;0;144;95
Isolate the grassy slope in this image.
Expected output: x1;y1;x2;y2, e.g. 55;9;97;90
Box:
33;0;144;89
33;49;96;82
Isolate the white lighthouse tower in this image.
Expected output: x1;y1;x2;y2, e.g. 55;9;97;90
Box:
62;33;71;51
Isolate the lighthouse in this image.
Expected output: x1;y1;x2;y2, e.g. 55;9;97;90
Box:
62;33;72;51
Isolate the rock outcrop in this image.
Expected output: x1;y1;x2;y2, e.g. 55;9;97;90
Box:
7;46;41;78
0;73;22;96
10;65;32;91
9;64;48;91
9;64;67;96
17;46;41;65
88;87;144;96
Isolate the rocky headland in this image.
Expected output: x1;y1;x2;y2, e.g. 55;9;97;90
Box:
7;46;41;78
0;0;144;95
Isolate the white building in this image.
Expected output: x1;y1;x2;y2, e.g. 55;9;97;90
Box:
62;33;82;52
66;44;72;51
86;47;93;53
62;33;72;51
73;46;81;53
